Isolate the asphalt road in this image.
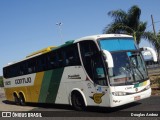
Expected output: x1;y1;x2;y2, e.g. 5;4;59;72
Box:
1;87;160;119
27;96;160;117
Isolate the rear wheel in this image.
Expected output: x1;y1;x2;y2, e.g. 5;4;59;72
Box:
19;93;26;106
13;93;20;105
71;92;86;111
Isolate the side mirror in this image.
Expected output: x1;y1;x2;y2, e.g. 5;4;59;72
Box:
141;47;157;62
102;50;114;68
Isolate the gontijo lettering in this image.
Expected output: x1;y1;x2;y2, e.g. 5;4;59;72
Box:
15;77;31;84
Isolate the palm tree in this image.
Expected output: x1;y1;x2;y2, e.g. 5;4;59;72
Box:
103;5;149;45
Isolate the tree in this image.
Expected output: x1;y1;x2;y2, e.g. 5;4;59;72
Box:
103;5;149;44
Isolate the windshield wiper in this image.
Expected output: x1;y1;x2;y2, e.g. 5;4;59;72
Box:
131;63;145;80
120;66;133;85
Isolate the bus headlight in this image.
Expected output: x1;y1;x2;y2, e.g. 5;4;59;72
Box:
112;92;127;96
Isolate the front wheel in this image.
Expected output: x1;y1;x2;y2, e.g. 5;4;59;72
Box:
71;92;86;111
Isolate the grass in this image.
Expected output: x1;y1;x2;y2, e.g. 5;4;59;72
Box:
149;73;160;96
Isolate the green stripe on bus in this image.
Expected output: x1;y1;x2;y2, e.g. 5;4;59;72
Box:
38;70;53;102
45;68;64;103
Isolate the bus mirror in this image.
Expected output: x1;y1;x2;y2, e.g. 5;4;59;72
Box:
141;47;157;62
102;50;114;68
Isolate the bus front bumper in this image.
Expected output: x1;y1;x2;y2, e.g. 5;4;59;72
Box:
109;88;151;107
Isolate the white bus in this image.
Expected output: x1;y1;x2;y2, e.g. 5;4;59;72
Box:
3;34;157;111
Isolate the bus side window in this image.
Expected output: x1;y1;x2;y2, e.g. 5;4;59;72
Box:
47;51;59;69
3;68;6;78
19;63;24;75
5;67;10;78
65;46;74;66
3;67;8;78
37;56;47;72
24;61;28;74
27;58;36;74
12;65;18;77
57;49;66;67
65;44;80;66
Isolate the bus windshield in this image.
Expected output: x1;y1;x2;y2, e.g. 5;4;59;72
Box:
99;38;148;86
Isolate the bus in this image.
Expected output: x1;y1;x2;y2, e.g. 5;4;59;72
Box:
3;34;157;111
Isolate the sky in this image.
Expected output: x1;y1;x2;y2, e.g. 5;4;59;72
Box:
0;0;160;75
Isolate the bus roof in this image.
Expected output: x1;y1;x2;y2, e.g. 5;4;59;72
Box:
4;46;56;67
26;46;56;58
74;34;133;43
4;34;133;67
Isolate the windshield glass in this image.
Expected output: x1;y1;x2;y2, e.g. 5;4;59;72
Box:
99;38;148;86
100;38;137;51
108;51;148;86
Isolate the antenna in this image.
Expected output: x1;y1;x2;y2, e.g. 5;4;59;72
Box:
56;22;63;44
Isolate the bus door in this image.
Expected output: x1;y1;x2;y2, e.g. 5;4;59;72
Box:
80;41;109;105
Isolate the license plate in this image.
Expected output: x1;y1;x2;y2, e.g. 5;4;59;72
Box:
134;96;141;101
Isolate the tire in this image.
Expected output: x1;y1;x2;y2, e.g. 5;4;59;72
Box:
19;93;26;106
13;94;20;105
71;92;86;111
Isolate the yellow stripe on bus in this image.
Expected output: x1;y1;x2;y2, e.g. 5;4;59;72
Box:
4;72;44;102
29;72;44;102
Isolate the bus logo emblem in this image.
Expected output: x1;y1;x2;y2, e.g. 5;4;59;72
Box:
90;93;104;104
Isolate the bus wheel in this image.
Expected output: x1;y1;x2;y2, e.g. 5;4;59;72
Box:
19;93;26;106
71;92;86;111
13;93;20;105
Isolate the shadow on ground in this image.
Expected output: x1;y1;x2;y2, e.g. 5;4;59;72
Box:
2;100;141;113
